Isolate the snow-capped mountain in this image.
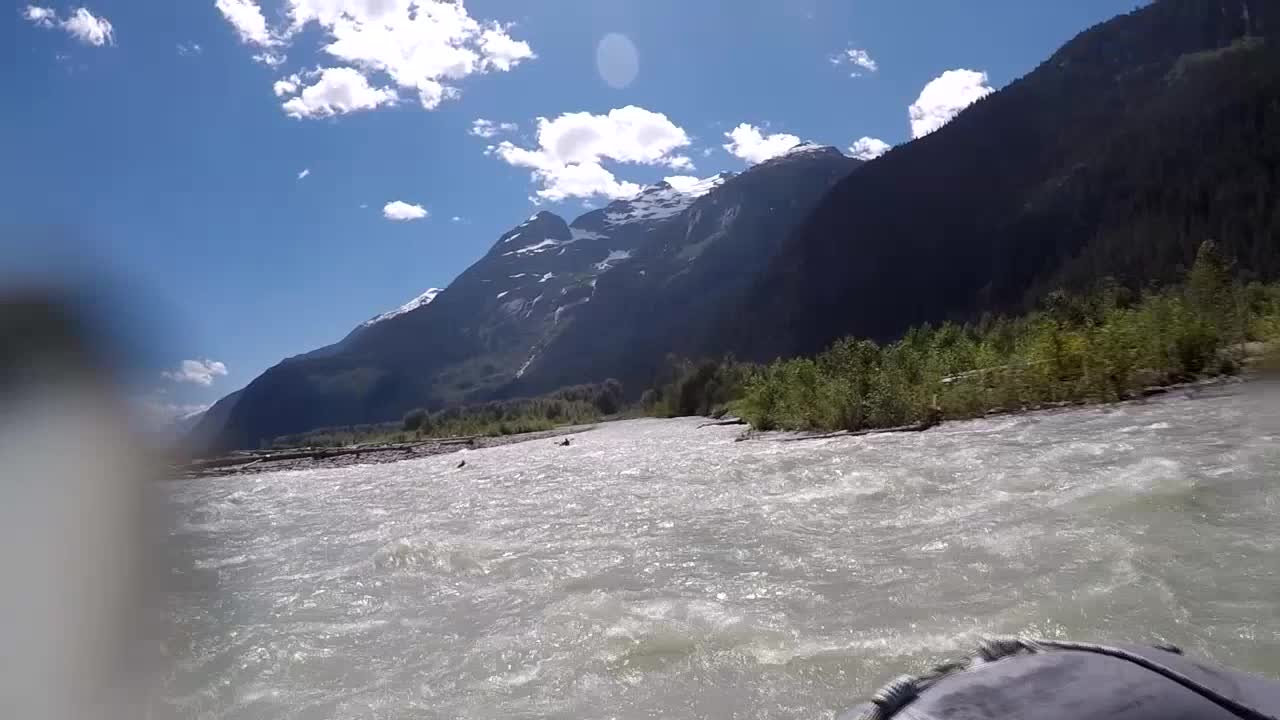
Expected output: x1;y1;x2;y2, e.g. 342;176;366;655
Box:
363;288;442;327
192;148;860;450
515;145;859;395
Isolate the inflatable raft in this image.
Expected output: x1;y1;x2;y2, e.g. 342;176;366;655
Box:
840;637;1280;720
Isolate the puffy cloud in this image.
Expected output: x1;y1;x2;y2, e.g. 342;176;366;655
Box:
273;74;300;96
286;0;425;27
451;215;462;222
492;106;693;202
215;0;276;47
848;136;891;160
61;8;114;45
297;168;310;179
667;155;695;171
177;42;203;55
909;69;994;139
279;67;398;119
470;118;518;138
479;24;536;71
162;359;228;386
383;200;428;221
253;51;287;67
517;159;641;203
831;47;878;76
317;7;523;109
722;123;801;165
24;6;114;46
24;6;56;27
216;0;535;116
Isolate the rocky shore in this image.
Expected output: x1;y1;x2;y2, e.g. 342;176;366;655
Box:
176;425;595;479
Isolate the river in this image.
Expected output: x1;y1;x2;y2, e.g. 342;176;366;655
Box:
160;380;1280;719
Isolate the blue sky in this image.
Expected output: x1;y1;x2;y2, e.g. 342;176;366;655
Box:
2;0;1142;421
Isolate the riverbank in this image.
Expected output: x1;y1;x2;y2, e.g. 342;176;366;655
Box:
704;247;1280;435
733;372;1254;443
176;424;595;479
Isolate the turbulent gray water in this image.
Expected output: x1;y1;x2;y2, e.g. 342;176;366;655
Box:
162;381;1280;719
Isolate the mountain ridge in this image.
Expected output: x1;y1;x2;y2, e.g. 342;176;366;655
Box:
191;148;857;450
722;0;1280;360
193;0;1280;451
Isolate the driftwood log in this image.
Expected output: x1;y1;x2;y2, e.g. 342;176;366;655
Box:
180;435;483;473
697;418;748;428
778;418;939;442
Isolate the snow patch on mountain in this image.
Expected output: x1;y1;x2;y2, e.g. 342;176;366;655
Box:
504;237;576;256
604;174;727;225
524;294;543;318
363;288;442;326
516;347;539;378
785;142;834;157
570;228;607;242
665;174;728;196
595;249;634;271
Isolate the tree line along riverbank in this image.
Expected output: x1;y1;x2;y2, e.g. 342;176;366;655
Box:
646;241;1280;433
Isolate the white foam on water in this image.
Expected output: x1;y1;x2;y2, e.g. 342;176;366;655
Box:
160;383;1280;718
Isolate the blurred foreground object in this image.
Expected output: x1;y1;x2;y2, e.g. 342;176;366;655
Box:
1;293;163;719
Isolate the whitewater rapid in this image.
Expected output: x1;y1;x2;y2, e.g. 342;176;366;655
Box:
161;381;1280;719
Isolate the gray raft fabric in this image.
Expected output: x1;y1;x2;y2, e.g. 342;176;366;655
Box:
839;643;1280;720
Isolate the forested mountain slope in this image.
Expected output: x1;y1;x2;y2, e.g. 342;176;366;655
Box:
728;0;1280;360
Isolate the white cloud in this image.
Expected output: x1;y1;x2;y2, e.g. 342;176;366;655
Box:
492;105;693;202
479;23;536;71
909;69;994;139
61;8;114;45
24;6;56;27
216;0;276;47
273;74;300;96
162;359;228;386
297;168;310;180
279;67;398;119
831;47;878;76
383;200;428;221
253;51;287;67
25;6;114;46
470;118;518;138
848;136;891;160
177;42;203;56
668;155;695;171
722;123;801;165
217;0;536;116
451;215;463;222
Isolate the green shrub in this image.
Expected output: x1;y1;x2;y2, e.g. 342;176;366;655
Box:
402;408;428;431
727;241;1276;433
